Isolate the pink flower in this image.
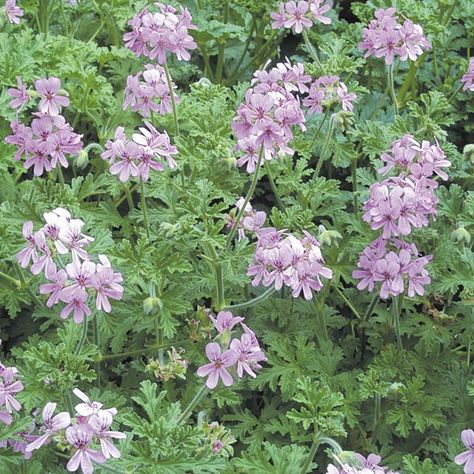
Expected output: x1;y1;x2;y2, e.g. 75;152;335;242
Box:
196;343;238;389
24;140;54;176
229;333;266;378
40;266;68;307
209;311;244;334
8;77;29;109
66;424;106;474
0;365;23;423
455;429;474;474
270;0;331;33
90;267;124;313
461;58;474;92
25;402;71;452
4;121;33;161
88;411;126;459
60;289;92;324
72;389;117;418
310;0;331;25
35;77;70;116
284;1;312;34
5;0;23;24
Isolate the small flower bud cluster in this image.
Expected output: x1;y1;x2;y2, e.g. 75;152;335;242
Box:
303;75;356;115
226;198;267;241
353;135;451;299
248;228;333;300
123;64;180;118
197;311;266;390
0;363;23;426
25;389;125;474
461;58;474;92
5;77;83;176
101;122;177;182
201;421;235;457
359;8;431;65
147;347;188;382
326;452;399;474
123;2;197;63
17;208;123;323
270;0;332;34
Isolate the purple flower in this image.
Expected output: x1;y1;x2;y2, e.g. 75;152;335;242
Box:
461;58;474;92
60;289;92;324
66;424;106;474
72;389;117;418
35;77;70;117
229;333;266;378
5;0;23;24
270;0;331;33
209;311;244;334
88;411;126;459
455;429;474;474
24;140;54;176
40;265;68;307
8;77;29;109
25;402;71;452
0;365;23;424
196;343;238;389
90;265;124;313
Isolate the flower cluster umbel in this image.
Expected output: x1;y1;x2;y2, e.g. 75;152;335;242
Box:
123;2;197;63
359;8;431;65
326;452;399;474
17;208;124;322
5;77;83;176
270;0;332;34
123;64;180;118
353;135;451;299
197;311;266;390
101;122;177;182
0;363;23;426
25;389;125;474
248;228;333;300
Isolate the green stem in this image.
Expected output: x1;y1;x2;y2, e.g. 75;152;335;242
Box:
0;271;21;289
227;18;255;81
223;287;276;311
176;384;208;424
96;340;188;362
392;295;403;348
13;262;45;307
214;0;230;83
319;437;343;453
57;165;65;186
60;1;70;36
372;394;381;442
74;317;89;356
139;179;150;239
163;62;180;136
302;29;320;66
114;184;137;208
299;435;320;474
93;316;101;389
309;110;329;152
314;114;334;178
203;242;225;310
334;287;361;320
351;157;359;214
264;161;284;210
364;293;379;321
226;146;264;249
448;83;464;103
388;63;399;115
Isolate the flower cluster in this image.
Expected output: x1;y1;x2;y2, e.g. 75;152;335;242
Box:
303;75;356;115
353;135;450;299
5;0;23;24
326;452;399;474
226;198;267;240
0;363;23;426
5;77;83;176
201;421;236;457
123;64;180;117
270;0;332;34
455;429;474;474
147;347;188;382
461;58;474;92
232;59;310;172
248;228;333;300
359;8;431;65
197;311;266;389
101;122;177;182
123;2;197;63
17;208;123;322
26;389;125;474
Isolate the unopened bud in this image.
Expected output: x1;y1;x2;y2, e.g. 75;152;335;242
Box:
75;150;89;169
143;296;163;315
318;227;342;247
451;226;471;244
333;111;355;132
463;144;474;161
197;78;212;88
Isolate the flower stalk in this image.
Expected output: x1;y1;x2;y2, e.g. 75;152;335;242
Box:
314;114;335;178
176;384;208;424
388;63;399;115
163;62;180;136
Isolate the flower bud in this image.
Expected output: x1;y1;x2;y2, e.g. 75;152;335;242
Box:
143;296;163;315
333;111;355;132
75;150;89;169
463;144;474;161
318;225;342;247
451;226;471;244
197;77;212;88
223;154;237;168
27;89;39;98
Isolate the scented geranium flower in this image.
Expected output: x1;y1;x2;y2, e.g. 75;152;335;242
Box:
60;289;92;324
0;364;23;426
16;221;44;269
303;75;356;115
359;8;430;65
8;77;29;109
73;388;118;418
25;403;71;452
40;265;68;307
4;121;33;161
270;0;332;33
90;265;124;313
461;58;474;92
209;311;244;334
88;411;126;459
35;77;70;117
5;0;23;24
123;65;180;117
229;333;266;378
124;3;197;63
233;60;309;171
66;424;106;474
196;343;238;389
247;228;332;300
455;429;474;474
24;140;54;176
226;198;267;240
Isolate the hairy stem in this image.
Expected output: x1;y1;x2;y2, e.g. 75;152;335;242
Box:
202;242;225;310
264;161;284;210
13;262;45;307
139;179;150;239
93;316;101;389
334;286;361;320
393;294;403;348
163;62;180;136
223;287;276;311
177;384;208;424
314;114;335;178
74;317;89;356
300;434;320;474
388;63;399;115
302;29;320;65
